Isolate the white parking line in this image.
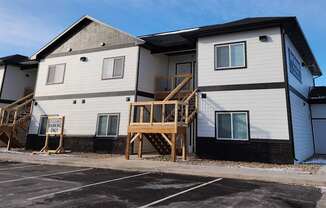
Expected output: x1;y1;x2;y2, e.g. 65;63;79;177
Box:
0;167;93;184
138;178;223;208
0;164;42;171
28;172;151;201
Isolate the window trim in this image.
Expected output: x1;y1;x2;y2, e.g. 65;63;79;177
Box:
46;63;66;85
215;111;250;141
101;56;125;80
38;115;48;136
214;41;247;70
95;113;120;137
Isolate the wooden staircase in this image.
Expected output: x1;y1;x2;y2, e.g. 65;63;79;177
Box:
126;73;198;161
0;93;34;150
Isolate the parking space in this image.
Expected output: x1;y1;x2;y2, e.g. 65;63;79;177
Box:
0;161;322;208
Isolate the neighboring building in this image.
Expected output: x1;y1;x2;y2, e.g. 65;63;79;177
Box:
0;55;38;107
27;16;323;164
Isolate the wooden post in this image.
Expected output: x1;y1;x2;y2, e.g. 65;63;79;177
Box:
182;128;187;161
171;133;176;162
150;103;154;124
138;133;143;158
140;106;144;123
125;133;131;160
162;103;165;123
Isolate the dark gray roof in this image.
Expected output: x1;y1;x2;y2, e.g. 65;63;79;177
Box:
0;54;38;68
310;87;326;104
140;17;321;76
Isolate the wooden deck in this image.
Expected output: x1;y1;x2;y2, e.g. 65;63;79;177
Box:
125;73;198;162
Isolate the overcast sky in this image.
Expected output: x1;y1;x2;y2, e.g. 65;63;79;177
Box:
1;0;325;85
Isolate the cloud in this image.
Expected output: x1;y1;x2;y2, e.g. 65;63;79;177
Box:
0;6;59;56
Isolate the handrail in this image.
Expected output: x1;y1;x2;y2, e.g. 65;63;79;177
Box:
163;75;192;101
183;88;198;103
2;93;33;110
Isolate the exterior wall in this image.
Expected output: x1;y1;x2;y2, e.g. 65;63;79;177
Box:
0;65;5;90
198;89;289;140
198;27;285;86
1;65;37;100
167;53;196;77
290;92;314;161
35;46;139;97
29;46;139;153
137;47;168;94
311;104;326;155
285;35;315;162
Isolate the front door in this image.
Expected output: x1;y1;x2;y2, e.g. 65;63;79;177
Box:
175;62;193;90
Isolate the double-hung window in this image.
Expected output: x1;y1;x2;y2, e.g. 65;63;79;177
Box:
46;64;66;84
215;42;246;70
216;112;249;140
102;56;125;79
38;116;48;136
96;113;120;137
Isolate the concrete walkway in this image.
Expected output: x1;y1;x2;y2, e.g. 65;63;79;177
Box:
0;150;325;188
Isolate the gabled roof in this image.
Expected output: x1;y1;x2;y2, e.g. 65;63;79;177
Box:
31;15;144;60
140;17;321;76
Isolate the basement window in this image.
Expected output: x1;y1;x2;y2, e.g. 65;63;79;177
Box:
46;63;66;84
96;113;120;137
215;42;246;70
215;111;249;140
102;56;125;79
38;115;48;136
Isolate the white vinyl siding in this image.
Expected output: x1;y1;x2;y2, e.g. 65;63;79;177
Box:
198;27;284;86
285;35;313;98
29;96;133;136
290;92;314;162
198;89;289;140
96;113;120;137
215;42;246;69
311;104;326;154
0;65;37;100
47;64;65;84
102;56;125;79
216;112;249;140
35;46;139;97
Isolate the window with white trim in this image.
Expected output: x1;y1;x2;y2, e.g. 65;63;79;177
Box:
96;113;120;137
46;64;66;84
216;112;249;140
102;56;125;79
215;42;246;70
38;116;48;136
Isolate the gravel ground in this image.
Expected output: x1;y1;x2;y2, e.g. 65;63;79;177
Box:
141;155;321;174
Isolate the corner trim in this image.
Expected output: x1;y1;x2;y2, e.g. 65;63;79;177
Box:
281;26;296;161
198;82;286;92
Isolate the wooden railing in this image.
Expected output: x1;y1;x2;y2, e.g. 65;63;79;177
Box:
0;93;34;125
128;91;198;129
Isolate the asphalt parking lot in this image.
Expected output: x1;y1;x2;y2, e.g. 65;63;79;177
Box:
0;161;322;208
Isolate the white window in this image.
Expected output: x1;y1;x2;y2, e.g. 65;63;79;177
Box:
38;116;48;136
216;112;249;140
102;56;125;79
46;64;66;84
215;42;246;70
96;113;120;137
